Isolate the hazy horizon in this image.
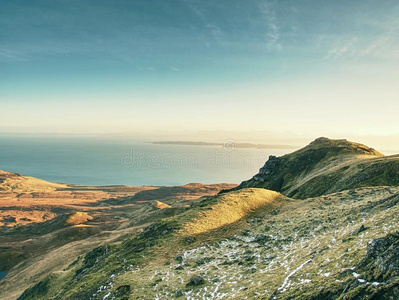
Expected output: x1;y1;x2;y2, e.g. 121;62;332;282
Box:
0;131;398;154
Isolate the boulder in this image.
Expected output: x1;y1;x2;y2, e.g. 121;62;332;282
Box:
114;285;131;297
351;225;366;235
186;275;205;286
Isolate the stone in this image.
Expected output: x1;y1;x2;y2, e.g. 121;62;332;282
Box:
185;236;196;244
114;285;131;297
176;290;184;297
186;275;205;286
352;225;366;235
250;267;257;273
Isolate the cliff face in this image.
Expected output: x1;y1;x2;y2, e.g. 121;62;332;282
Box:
238;137;399;198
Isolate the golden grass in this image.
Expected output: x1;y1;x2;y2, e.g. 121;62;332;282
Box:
66;212;94;225
154;200;171;209
0;174;66;194
0;209;56;226
183;188;282;236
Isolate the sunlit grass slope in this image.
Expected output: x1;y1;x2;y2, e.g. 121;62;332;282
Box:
0;170;66;194
183;188;282;235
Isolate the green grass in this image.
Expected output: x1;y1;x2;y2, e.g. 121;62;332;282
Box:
21;185;399;299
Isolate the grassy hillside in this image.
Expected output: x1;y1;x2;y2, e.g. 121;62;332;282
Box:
0;175;232;299
183;188;283;235
3;137;399;299
237;137;399;198
16;186;399;300
0;170;67;194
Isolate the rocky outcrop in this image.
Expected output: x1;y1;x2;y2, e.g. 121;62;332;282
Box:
360;231;399;282
311;231;399;300
186;275;205;286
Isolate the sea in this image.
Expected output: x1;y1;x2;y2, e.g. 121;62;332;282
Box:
0;136;293;186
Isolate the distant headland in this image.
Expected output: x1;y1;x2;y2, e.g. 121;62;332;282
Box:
151;141;297;150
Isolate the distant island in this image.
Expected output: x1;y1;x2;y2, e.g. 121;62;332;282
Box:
152;141;297;149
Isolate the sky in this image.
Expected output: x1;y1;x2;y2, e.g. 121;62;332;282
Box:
1;0;399;142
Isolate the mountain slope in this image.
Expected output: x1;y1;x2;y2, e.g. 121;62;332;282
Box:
0;170;67;194
5;138;399;299
237;137;399;198
17;186;399;300
0;173;234;299
183;188;283;235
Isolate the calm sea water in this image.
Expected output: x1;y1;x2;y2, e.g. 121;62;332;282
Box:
0;136;292;186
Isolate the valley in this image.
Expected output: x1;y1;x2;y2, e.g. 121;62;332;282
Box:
0;170;234;299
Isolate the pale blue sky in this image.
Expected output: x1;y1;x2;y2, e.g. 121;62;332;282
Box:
1;0;399;138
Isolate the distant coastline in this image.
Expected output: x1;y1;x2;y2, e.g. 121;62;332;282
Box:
152;141;297;150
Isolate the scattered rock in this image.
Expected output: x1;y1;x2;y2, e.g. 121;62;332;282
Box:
248;218;262;224
242;230;251;236
243;255;256;262
196;259;205;266
176;290;184;297
196;257;212;266
186;275;205;286
352;225;367;235
254;234;271;244
272;209;280;216
184;236;196;244
114;285;131;297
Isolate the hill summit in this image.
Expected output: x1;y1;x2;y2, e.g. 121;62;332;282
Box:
237;137;398;198
307;137;383;155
